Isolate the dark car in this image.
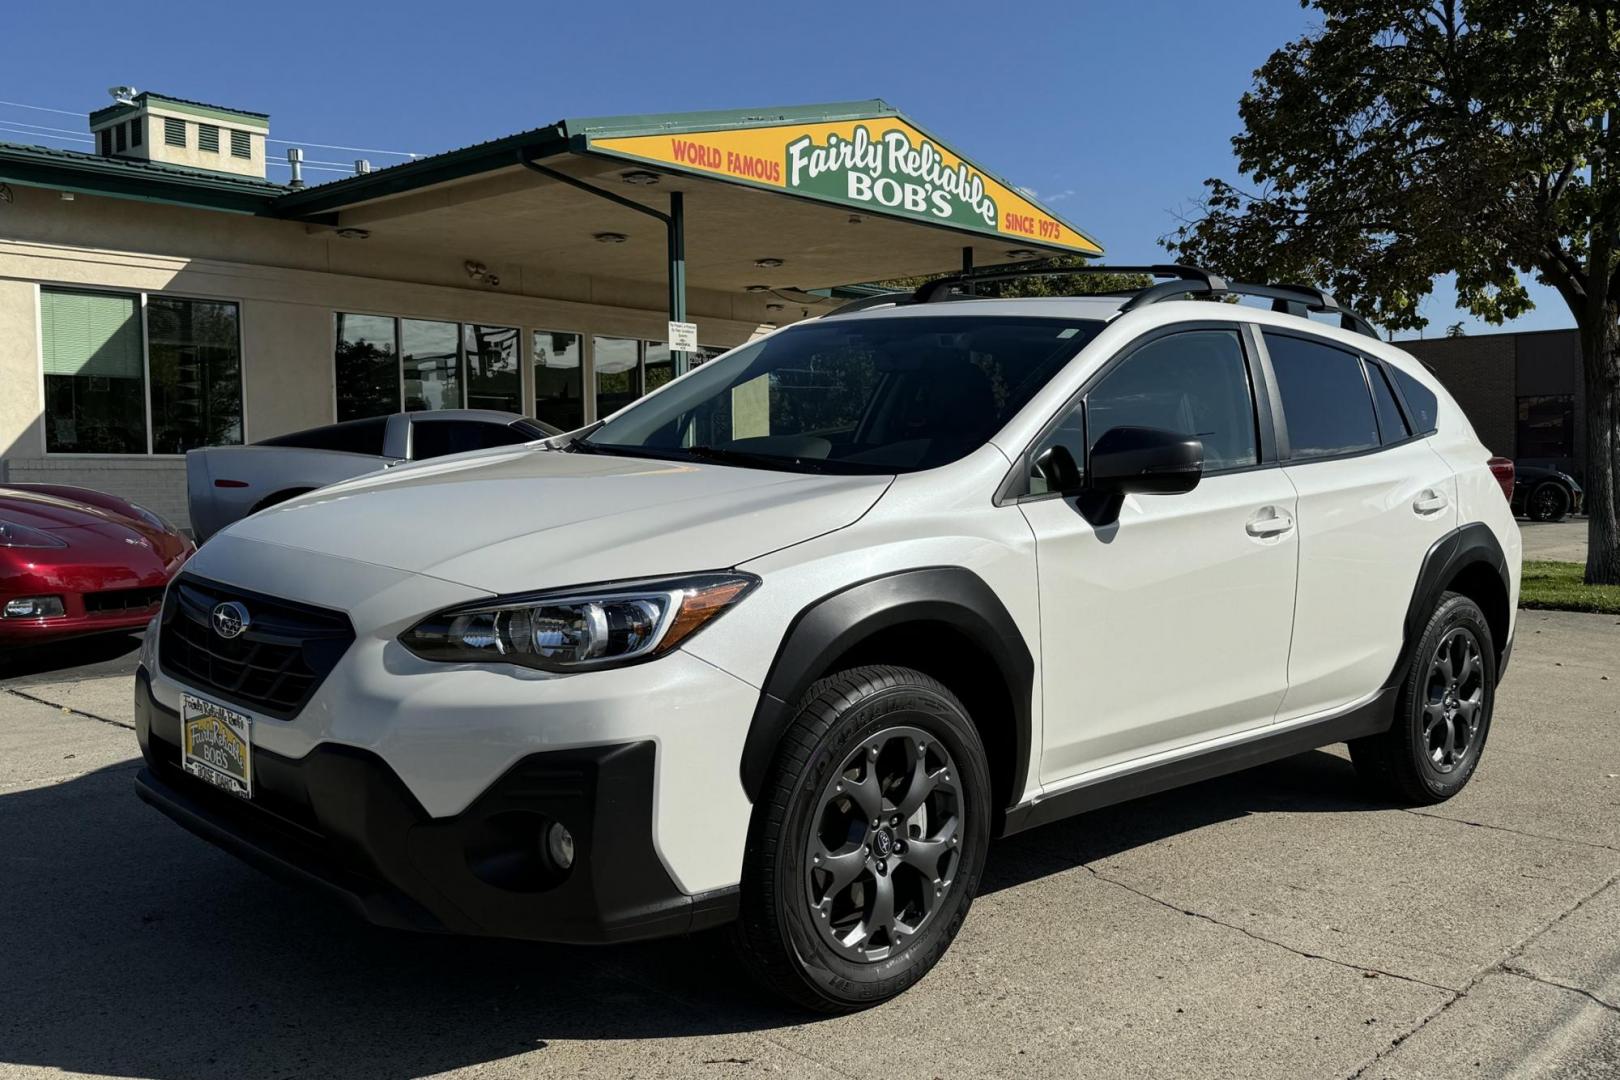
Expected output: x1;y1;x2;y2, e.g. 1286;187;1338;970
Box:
1512;462;1583;521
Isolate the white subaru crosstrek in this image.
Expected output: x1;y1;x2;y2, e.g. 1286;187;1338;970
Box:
135;269;1521;1011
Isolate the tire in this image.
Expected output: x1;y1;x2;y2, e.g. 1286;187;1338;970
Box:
731;665;992;1012
1349;591;1495;805
1526;481;1571;522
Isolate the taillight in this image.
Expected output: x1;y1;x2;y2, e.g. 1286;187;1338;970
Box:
1487;457;1514;501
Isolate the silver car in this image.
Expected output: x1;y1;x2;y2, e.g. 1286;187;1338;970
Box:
186;410;559;541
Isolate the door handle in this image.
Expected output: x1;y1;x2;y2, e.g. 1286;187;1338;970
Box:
1246;507;1295;537
1413;489;1449;515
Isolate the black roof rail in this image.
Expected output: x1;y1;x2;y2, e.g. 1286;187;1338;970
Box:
912;263;1221;304
828;262;1382;339
824;290;917;317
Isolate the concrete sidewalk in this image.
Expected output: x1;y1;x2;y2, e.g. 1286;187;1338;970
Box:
1;611;1616;1079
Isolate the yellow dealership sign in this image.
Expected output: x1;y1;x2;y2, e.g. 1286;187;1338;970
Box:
587;116;1103;257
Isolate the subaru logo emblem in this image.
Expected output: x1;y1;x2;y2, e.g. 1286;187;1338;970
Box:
211;601;250;640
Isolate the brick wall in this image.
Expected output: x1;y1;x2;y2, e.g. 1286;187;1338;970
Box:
1;457;189;532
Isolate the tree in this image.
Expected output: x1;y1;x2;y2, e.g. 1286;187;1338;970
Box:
1165;0;1620;585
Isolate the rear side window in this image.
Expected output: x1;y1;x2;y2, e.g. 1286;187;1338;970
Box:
255;416;388;455
1265;332;1379;460
410;419;532;460
1388;363;1439;434
1365;360;1411;443
1083;329;1258;471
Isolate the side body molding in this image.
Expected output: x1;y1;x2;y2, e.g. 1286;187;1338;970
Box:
1391;522;1512;688
738;567;1035;815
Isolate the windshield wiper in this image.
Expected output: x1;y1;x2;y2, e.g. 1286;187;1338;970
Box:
682;445;829;473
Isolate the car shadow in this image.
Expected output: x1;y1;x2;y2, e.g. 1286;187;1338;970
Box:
0;632;141;682
0;748;1377;1079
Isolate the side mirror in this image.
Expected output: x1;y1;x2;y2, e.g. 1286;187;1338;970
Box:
1088;426;1204;496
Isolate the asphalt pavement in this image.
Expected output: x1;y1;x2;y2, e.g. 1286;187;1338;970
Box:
1;609;1616;1079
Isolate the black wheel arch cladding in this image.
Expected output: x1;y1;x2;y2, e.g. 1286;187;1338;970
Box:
1394;523;1512;688
739;567;1034;819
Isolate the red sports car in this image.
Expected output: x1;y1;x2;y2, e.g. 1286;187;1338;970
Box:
0;484;193;645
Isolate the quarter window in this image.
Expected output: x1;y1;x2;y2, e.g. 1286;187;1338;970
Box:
1084;329;1259;471
1388;364;1439;434
1265;332;1380;460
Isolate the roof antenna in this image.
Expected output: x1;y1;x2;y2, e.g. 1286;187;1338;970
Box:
286;147;305;189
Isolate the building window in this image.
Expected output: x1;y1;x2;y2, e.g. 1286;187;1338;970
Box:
114;124;127;152
533;331;583;430
465;324;521;412
164;117;186;147
198;124;220;153
98;128;113;155
147;297;244;453
230;129;250;158
593;336;642;418
335;313;401;421
129;117;142;148
400;318;461;411
1517;394;1575;460
336;313;522;420
40;289;147;454
40;288;246;456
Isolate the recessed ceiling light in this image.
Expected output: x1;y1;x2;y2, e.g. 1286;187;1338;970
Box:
1005;248;1041;259
754;257;784;269
847;214;862;224
745;285;771;293
336;227;370;240
594;232;629;244
620;170;661;186
765;302;784;311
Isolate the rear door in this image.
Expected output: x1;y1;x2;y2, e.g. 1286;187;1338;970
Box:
1262;330;1457;721
1019;324;1301;783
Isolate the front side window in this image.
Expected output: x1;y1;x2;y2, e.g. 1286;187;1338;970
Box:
40;289;147;453
147;297;243;453
585;316;1104;474
464;324;521;412
400;318;460;411
533;331;583;430
1265;332;1380;459
1083;329;1258;472
335;313;400;421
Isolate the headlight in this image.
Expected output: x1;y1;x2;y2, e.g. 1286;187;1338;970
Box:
0;519;67;549
400;572;759;671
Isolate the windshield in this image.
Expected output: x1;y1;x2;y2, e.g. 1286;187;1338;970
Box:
582;315;1104;474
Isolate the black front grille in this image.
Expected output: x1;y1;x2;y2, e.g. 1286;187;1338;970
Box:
84;586;165;614
158;574;354;719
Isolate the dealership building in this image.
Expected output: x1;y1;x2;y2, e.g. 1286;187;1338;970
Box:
0;91;1102;528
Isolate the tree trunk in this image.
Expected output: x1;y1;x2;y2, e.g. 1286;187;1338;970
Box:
1581;310;1620;586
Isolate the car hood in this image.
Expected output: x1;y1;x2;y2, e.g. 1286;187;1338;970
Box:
212;445;891;595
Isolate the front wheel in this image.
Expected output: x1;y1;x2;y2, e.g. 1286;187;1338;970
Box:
1350;592;1495;804
732;665;992;1012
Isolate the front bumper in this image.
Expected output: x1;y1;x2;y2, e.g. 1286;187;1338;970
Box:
134;667;738;943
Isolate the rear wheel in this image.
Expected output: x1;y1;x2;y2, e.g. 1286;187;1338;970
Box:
1350;592;1495;804
1526;480;1571;522
732;665;991;1012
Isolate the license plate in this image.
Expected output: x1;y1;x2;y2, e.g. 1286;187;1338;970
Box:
181;694;253;800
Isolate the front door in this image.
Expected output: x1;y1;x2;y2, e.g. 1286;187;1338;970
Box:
1019;326;1301;785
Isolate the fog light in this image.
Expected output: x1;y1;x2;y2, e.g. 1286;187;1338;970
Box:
3;596;65;618
546;822;575;870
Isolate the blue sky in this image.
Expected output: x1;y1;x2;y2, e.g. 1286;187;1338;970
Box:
1;0;1571;338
